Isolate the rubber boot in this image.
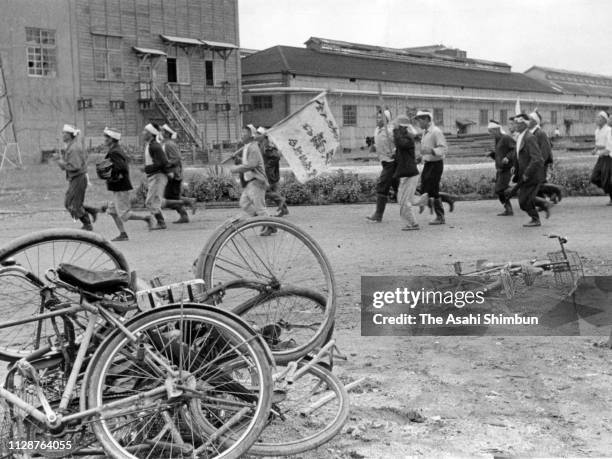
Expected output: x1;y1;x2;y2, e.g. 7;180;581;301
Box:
366;195;387;222
439;192;457;212
79;214;93;231
429;198;445;225
152;212;167;230
173;206;190;224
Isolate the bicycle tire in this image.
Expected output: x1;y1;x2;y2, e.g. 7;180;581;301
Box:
0;229;129;360
248;363;350;456
229;285;333;364
86;305;273;459
193;217;336;361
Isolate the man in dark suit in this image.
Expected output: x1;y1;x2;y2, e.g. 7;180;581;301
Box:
528;111;563;203
510;114;550;227
487;120;515;216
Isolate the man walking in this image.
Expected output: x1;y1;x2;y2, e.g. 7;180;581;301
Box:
591;111;612;205
258;127;289;217
528;111;563;203
160;124;196;224
54;124;97;230
511;114;549;227
143;123;170;230
415;110;448;225
487;120;515;216
231;125;270;233
366;109;396;222
392;116;421;231
97;127;153;241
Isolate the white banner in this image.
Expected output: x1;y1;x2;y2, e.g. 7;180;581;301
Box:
266;92;340;183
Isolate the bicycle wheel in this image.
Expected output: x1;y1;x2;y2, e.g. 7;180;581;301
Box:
231;286;333;364
194;217;336;359
86;305;273;459
0;229;129;359
248;363;350;456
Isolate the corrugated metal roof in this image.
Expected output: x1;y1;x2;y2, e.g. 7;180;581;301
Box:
525;66;612;98
242;46;558;94
201;40;237;50
160;34;201;46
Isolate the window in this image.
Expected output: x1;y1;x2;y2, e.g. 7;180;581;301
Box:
479;109;488;126
167;58;177;83
252;96;272;110
433;108;444;126
550;110;557;125
26;27;56;77
93;35;122;80
343;105;357;126
500;109;508;125
205;60;214;86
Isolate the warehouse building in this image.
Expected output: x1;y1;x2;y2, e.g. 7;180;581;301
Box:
0;0;242;163
242;38;612;150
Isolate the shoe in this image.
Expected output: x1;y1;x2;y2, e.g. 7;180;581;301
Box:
401;224;420;231
111;233;129;242
173;216;190;224
366;215;382;222
260;226;278;236
80;224;93;231
497;210;514;216
145;216;155;231
523;220;541;227
151;222;167;230
429;218;445;225
275;205;289;217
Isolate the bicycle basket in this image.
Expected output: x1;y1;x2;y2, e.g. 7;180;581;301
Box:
95;158;113;180
547;250;584;290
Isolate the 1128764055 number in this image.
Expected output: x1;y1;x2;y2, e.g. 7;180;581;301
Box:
8;440;72;452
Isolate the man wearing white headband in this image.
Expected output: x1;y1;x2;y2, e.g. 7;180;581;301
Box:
142;122;170;230
366;108;397;222
487;120;516;216
414;110;450;225
54;124;97;230
159;125;197;223
528;110;563;204
591;111;612;204
258;129;289;219
231;126;270;232
508;114;550;227
97;127;154;241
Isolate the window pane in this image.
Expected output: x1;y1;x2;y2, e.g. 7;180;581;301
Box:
343;105;357;126
93;35;106;48
94;50;107;79
433;108;443;126
107;37;121;50
205;60;214;86
109;52;122;79
500;109;508;125
479;109;488;126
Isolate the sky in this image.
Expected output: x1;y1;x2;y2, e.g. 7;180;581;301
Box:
239;0;612;75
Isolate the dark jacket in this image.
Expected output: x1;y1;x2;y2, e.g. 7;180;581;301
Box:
513;131;545;185
532;127;553;166
105;143;132;192
488;134;515;171
163;139;183;180
144;140;169;176
262;145;281;184
392;126;419;178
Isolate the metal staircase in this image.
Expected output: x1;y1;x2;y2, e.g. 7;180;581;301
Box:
152;83;203;148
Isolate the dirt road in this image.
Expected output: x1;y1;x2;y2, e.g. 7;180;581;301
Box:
1;197;611;457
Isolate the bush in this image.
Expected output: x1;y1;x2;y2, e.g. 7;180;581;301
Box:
549;163;601;196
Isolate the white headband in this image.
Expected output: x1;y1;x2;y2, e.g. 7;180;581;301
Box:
415;110;433;119
144;123;160;136
487;121;502;130
529;112;541;124
246;124;257;137
62;124;80;136
598;111;609;121
103;127;121;140
161;124;178;140
256;126;267;135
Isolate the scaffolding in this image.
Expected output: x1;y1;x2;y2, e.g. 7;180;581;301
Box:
0;54;22;172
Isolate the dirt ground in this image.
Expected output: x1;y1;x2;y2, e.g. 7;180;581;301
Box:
1;197;611;458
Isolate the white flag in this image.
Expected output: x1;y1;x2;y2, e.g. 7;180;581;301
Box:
515;98;522;115
266;93;340;183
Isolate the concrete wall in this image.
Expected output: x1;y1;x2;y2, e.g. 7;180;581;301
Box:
0;0;77;161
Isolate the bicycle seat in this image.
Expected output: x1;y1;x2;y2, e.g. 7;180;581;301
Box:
57;263;129;293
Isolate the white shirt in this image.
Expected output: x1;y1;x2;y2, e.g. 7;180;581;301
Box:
516;130;527;156
374;125;395;162
595;124;611;148
144;142;153;166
